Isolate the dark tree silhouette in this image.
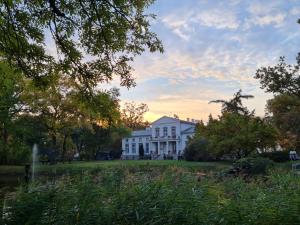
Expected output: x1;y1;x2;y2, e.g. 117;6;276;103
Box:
209;90;254;115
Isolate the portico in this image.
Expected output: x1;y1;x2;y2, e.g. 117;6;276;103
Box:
151;140;179;155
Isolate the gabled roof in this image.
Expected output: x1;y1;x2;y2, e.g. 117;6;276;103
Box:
131;129;151;137
151;116;178;125
151;116;196;125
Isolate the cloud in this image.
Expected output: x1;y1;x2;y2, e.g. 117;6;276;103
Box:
246;13;286;27
245;1;286;28
118;0;300;122
162;6;240;41
290;7;300;15
131;44;274;85
192;9;239;30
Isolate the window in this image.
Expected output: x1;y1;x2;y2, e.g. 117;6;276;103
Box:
145;143;149;154
132;143;136;154
132;138;135;142
126;138;128;142
125;144;129;153
139;137;142;142
171;126;176;137
163;127;168;137
146;137;149;141
155;128;160;137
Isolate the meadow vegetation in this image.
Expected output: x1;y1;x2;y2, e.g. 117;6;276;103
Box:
1;162;299;225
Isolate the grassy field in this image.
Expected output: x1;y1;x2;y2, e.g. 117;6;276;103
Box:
0;160;232;176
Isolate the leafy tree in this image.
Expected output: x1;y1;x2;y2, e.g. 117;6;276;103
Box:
121;102;149;129
22;74;83;156
201;113;277;159
255;50;300;150
209;89;254;115
184;136;213;161
0;0;163;90
192;91;277;159
255;56;300;97
0;62;26;163
266;94;300;150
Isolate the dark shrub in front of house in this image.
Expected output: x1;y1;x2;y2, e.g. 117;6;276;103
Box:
260;151;290;162
184;137;214;161
233;157;274;175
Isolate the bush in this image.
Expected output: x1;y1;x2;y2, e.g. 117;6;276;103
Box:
233;157;274;175
184;137;214;161
260;151;289;162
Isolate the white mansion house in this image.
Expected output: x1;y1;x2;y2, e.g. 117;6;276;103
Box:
122;116;197;160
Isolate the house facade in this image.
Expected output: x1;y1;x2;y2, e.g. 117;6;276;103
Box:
121;116;196;160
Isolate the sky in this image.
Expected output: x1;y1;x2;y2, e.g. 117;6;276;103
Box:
116;0;300;122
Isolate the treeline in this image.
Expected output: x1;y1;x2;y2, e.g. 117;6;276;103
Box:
0;62;150;164
185;54;300;161
0;0;163;164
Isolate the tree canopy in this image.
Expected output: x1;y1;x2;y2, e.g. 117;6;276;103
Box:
185;90;277;161
121;102;149;130
255;49;300;150
255;56;300;97
209;89;254;115
0;0;163;90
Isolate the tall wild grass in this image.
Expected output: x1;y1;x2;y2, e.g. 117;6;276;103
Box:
2;166;300;225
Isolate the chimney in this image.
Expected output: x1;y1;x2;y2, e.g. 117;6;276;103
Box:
187;118;190;122
191;119;195;123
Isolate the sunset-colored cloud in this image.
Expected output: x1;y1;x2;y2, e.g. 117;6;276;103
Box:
118;0;300;122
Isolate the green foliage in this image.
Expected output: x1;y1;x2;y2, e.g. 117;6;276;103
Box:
210;89;254;115
255;56;300;97
0;0;163;89
121;102;150;130
260;151;290;162
233;157;274;175
0;62;27;164
184;136;214;161
255;53;300;150
198;113;277;159
192;90;278;160
267;94;300;150
4;167;300;225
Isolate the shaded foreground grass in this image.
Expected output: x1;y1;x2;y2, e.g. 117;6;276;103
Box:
1;164;300;225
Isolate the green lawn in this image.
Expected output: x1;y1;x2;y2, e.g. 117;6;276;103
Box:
0;160;232;175
0;159;295;177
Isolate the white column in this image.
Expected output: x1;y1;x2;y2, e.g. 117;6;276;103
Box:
176;141;179;154
167;141;169;154
158;142;160;154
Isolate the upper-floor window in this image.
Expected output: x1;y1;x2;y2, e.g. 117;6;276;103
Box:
132;143;136;153
125;144;129;153
155;127;160;137
171;126;176;137
139;137;142;142
132;138;135;142
126;138;129;142
163;127;168;137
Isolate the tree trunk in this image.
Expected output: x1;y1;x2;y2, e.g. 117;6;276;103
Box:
52;134;57;148
62;134;68;163
1;124;8;164
296;137;300;152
